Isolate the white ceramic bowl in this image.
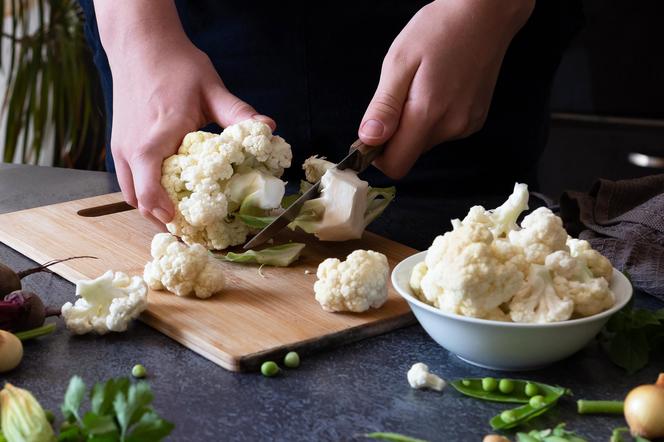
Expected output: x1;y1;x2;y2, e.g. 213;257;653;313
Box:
392;251;633;371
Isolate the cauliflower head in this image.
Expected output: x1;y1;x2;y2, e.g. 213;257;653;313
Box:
143;233;225;299
567;237;613;281
509;264;574;323
419;222;526;318
314;250;389;312
62;271;148;334
508;207;569;264
162;120;292;250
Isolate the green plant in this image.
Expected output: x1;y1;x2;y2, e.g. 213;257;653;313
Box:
1;0;106;169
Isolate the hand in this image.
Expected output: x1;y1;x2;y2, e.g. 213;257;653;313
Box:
96;0;274;225
358;0;534;179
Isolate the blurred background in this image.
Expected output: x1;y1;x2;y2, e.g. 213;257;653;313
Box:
0;0;662;196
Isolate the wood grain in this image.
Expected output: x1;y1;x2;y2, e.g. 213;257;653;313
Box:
0;193;417;371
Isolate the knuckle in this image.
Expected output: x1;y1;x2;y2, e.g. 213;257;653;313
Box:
370;91;402;118
228;99;254;121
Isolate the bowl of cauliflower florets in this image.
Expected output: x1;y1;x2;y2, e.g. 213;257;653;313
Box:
392;183;632;371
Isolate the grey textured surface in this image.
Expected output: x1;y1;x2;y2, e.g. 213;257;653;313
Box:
1;163;663;442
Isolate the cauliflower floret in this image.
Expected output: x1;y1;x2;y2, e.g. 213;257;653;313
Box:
409;261;428;301
545;250;615;317
62;271;148;334
407;363;446;391
460;182;529;238
508;207;569;264
143;233;225;299
302;155;335;183
509;264;574;323
314;250;389;312
163;120;292;250
567;237;613;281
419;223;525;317
484;307;512;322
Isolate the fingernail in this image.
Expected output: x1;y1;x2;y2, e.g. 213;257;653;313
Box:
252;114;276;129
360;119;384;138
152;208;172;224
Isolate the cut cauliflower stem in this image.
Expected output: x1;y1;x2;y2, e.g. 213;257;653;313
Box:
62;271;148;334
288;156;396;241
410;182;616;323
314;250;389;312
407;363;446;391
162;120;292;250
143;233;225;299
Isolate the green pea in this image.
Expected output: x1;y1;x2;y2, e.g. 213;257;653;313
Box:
284;351;300;368
482;377;498;392
461;379;471;386
500;409;516;423
499;379;515;394
44;410;55;424
524;383;538;397
528;395;545;408
261;361;280;377
131;364;147;378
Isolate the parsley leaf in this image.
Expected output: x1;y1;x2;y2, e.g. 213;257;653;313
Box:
61;376;86;424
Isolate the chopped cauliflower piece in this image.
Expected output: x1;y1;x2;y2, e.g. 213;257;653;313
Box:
62;271;148;334
409;261;428;301
302;155;335;183
143;233;225;299
419;223;526;318
460;182;529;238
509;264;574;323
507;207;569;264
162;120;292;250
314;250;389;312
567;237;613;281
407;362;446;391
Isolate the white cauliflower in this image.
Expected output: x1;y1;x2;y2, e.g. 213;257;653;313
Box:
419;223;526;318
509;264;574;323
460;182;529;238
407;363;446;391
545;250;615;317
62;271;148;334
143;233;225;299
302;155;335;183
162;120;292;250
508;207;569;264
567;237;613;281
409;261;428;301
314;250;389;312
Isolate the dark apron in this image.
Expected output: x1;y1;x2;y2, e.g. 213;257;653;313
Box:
79;0;582;248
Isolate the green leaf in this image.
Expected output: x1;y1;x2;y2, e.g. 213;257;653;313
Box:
114;382;154;438
281;192;301;209
237;213;276;229
125;411;174;442
61;376;86;424
82;412;118;436
57;425;84;442
221;243;306;267
606;330;650;374
91;378;130;416
365;186;396;226
364;432;428;442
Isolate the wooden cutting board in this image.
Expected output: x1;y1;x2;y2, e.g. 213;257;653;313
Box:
0;193;417;371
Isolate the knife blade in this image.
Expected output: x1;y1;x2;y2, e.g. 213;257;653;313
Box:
242;140;383;249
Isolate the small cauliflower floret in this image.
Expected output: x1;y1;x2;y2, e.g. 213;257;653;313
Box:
314;250;389;312
419;223;525;317
409;261;428;301
302;155;335;183
508;207;569;264
162;120;292;250
61;271;148;334
567;237;613;281
407;362;446;391
545;250;615;317
509;264;574;323
460;182;529;238
143;233;225;299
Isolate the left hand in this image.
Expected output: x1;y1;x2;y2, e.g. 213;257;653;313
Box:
358;0;535;179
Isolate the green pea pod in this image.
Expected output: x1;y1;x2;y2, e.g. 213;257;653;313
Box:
450;379;567;404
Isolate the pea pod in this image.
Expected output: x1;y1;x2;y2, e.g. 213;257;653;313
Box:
450;379;567;404
489;387;568;430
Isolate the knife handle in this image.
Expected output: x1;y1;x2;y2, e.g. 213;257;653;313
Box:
346;139;384;173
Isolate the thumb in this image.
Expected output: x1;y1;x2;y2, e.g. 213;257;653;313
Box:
207;85;275;130
359;60;415;146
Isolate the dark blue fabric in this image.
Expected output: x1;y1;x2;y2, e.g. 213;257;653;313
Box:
77;0;582;246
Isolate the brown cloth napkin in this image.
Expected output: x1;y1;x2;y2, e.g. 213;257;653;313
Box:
560;174;664;299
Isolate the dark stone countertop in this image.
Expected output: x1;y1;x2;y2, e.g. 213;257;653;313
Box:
1;163;662;442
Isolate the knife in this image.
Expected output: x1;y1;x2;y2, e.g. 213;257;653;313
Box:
243;139;384;249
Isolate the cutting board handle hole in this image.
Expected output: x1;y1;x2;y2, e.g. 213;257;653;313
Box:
77;201;134;217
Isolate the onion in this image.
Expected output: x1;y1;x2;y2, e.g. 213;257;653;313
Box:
0;330;23;372
624;373;664;439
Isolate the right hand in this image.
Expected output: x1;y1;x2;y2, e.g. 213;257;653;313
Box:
109;39;274;225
